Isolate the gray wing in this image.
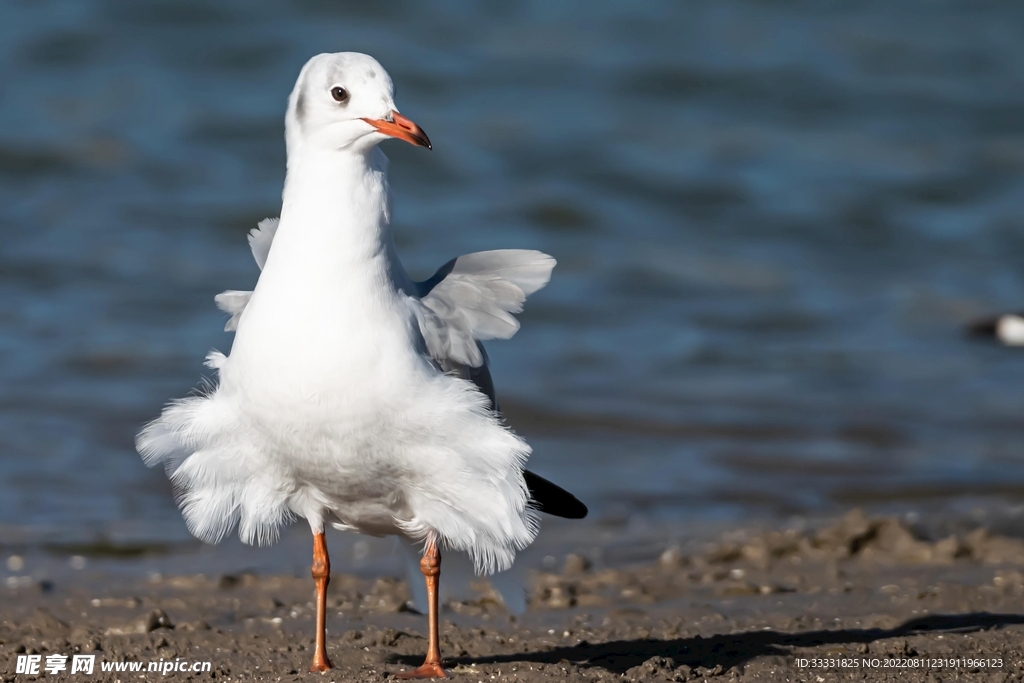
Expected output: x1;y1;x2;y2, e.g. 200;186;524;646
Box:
411;249;556;367
413;252;587;520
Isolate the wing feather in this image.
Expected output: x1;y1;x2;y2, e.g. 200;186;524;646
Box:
214;290;252;331
210;218;276;330
413;249;555;367
248;218;279;270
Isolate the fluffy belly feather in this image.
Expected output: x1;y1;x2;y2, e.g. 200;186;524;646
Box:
140;337;537;575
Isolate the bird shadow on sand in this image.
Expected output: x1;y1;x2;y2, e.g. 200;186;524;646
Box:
392;612;1024;674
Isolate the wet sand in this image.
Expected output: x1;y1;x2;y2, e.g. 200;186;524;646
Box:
4;510;1024;682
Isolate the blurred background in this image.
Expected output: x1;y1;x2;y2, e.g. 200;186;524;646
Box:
3;0;1024;570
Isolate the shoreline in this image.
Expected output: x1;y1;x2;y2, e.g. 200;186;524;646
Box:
4;510;1024;681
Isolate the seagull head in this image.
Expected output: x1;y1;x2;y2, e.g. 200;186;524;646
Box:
285;52;431;155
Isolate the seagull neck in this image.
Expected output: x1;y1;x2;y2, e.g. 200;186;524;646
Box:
279;147;393;264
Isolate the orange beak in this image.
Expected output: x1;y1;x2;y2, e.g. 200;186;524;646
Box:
361;111;432;150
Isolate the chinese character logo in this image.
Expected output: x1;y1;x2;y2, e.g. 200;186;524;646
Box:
71;654;96;674
15;655;41;675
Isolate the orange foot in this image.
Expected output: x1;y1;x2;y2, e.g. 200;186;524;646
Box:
395;662;447;679
309;654;333;673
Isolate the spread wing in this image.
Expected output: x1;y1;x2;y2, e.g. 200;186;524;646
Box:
411;249;556;367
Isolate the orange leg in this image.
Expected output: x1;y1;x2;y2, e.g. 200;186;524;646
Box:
396;539;446;679
309;532;333;672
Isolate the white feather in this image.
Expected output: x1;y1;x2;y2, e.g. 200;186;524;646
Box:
415;250;555;366
248;218;279;270
213;291;251;331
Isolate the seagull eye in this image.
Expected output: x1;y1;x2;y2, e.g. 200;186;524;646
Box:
330;86;349;103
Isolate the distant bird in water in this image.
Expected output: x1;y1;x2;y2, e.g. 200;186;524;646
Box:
137;52;585;678
967;313;1024;346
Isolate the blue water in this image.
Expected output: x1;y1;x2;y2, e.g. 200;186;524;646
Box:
3;0;1024;548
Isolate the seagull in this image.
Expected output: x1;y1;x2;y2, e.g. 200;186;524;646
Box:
967;313;1024;346
137;52;586;678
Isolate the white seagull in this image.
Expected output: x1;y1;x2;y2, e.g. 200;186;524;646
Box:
137;52;585;678
968;312;1024;346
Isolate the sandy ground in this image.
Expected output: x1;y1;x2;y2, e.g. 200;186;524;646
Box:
4;510;1024;682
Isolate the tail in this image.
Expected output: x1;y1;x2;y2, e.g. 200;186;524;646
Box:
525;471;588;519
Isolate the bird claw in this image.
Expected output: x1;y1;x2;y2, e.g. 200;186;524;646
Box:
395;661;447;679
309;653;333;672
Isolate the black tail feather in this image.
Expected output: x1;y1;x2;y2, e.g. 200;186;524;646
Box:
524;470;588;519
